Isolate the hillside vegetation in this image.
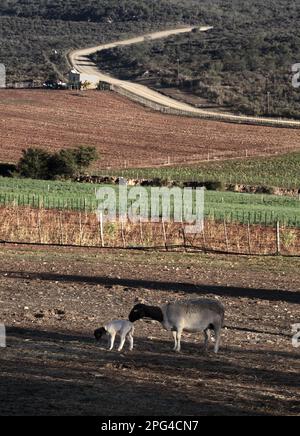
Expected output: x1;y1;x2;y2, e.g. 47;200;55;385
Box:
0;0;202;82
1;1;299;116
91;0;300;118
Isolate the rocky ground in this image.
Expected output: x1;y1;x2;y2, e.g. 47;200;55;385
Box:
0;244;299;416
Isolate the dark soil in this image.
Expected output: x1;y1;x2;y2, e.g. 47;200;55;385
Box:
0;244;299;416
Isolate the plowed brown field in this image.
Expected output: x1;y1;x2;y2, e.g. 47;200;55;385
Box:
1;89;300;169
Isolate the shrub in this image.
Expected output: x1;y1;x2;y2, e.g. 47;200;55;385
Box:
47;149;79;179
0;163;17;177
18;148;52;179
17;146;98;180
74;146;98;172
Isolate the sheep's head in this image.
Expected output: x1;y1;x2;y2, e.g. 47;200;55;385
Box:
129;304;147;322
94;327;106;341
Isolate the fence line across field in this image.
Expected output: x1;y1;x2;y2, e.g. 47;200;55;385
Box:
112;84;300;129
0;206;299;256
0;195;299;228
98;145;300;170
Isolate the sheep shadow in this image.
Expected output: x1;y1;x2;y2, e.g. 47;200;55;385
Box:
5;326;300;390
1;270;299;304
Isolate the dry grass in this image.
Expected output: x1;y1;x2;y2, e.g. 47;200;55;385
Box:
0;206;299;256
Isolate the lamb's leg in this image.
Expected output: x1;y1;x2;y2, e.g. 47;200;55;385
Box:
213;324;222;354
127;333;134;351
109;333;116;351
204;329;211;352
172;331;178;351
118;334;126;352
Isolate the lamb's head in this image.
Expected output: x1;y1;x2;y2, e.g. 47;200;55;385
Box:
94;327;106;341
129;304;147;322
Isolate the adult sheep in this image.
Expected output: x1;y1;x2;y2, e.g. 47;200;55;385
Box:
129;299;225;354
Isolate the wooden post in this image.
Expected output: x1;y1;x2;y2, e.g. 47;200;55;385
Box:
276;221;281;255
59;211;64;245
202;219;206;250
247;221;252;255
224;218;229;252
99;212;104;248
139;217;144;247
121;219;126;248
162;220;168;251
79;211;82;246
37;209;42;244
181;223;187;252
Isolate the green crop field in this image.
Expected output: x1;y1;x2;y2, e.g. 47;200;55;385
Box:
0;176;299;227
104;153;300;189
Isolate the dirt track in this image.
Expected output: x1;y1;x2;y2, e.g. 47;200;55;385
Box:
1;90;300;168
69;27;300;129
0;245;299;416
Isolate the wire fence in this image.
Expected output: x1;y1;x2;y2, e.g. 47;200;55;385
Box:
112;84;300;130
0;193;299;228
0;206;299;256
98;144;300;170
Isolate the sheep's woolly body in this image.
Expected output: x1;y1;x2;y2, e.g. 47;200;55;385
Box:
160;299;225;353
163;299;225;330
129;299;225;354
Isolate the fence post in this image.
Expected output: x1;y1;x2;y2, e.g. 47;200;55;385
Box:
276;221;281;255
139;217;144;247
121;219;126;248
79;211;82;246
224;218;229;252
181;222;187;252
247;221;252;255
99;212;105;248
162;220;168;251
59;211;64;245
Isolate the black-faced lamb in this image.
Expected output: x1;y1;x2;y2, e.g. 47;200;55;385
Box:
129;299;225;354
94;320;135;352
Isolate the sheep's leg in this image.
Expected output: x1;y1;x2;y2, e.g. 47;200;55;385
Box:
213;325;222;354
172;331;178;351
127;333;134;351
176;330;183;353
109;333;116;351
118;334;126;352
204;329;211;352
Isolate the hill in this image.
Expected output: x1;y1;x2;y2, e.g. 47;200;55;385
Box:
1;89;300;169
91;0;300;119
0;0;202;82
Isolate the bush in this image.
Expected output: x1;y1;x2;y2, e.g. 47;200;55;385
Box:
47;149;79;179
17;146;98;180
74;146;98;172
0;163;17;177
18;148;52;179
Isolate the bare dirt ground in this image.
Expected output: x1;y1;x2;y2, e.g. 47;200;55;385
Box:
0;244;299;416
1;90;300;168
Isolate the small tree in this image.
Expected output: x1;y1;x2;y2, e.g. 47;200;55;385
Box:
47;149;79;179
18;148;51;179
73;146;98;173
